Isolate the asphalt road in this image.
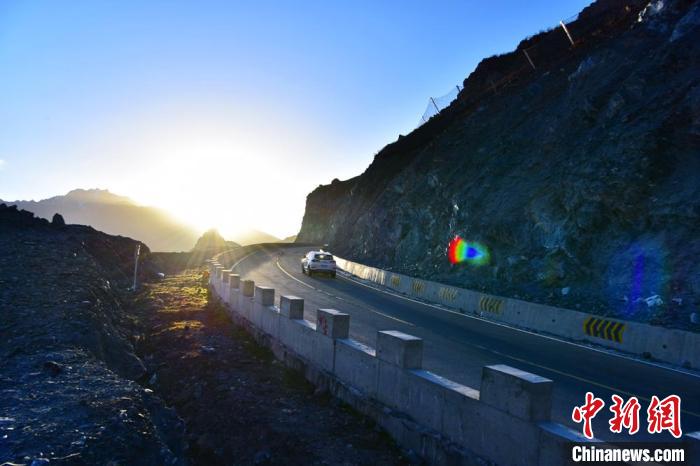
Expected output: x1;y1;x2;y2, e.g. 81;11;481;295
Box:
232;246;700;444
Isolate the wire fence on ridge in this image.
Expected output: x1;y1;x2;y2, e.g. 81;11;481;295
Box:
414;3;641;129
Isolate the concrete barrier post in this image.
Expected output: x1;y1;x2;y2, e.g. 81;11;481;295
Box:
310;309;349;372
377;330;423;369
239;279;255;321
215;266;224;295
221;270;232;303
207;261;218;284
278;296;316;361
375;331;431;427
220;268;228;297
316;309;349;339
228;274;241;314
255;286;275;306
280;295;304;319
254;286;278;335
480;364;553;421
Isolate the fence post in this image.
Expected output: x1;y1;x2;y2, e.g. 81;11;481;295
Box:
560;20;575;46
132;244;141;291
523;48;536;70
430;97;440;114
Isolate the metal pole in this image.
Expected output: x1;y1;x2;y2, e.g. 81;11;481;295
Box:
430;97;440;114
132;244;141;291
523;49;536;70
560;20;575;46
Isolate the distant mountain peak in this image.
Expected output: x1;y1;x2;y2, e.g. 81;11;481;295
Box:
64;188;133;205
230;229;281;246
2;188;199;252
192;229;240;252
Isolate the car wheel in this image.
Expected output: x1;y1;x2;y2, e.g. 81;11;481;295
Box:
301;265;305;274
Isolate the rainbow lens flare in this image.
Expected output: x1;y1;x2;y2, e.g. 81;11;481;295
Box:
447;236;489;266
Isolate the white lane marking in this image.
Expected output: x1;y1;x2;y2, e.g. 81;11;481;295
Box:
365;308;415;326
231;250;263;270
275;260;314;289
275;259;414;326
338;275;700;414
337;273;700;382
489;348;700;419
269;255;700;419
338;273;700;419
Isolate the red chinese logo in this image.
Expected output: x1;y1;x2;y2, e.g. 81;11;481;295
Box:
572;392;605;439
573;393;682;439
647;395;682;438
609;394;640;435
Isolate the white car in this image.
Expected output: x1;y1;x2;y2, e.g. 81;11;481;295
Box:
301;251;337;278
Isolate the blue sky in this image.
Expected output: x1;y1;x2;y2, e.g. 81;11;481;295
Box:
0;0;591;237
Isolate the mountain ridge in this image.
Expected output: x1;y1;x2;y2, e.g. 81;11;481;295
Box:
1;189;200;252
1;189;291;251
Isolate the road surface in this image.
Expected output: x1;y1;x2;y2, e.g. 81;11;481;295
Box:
232;245;700;443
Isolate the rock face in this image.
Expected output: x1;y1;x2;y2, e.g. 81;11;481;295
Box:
297;0;700;330
0;204;186;464
51;212;65;226
192;228;239;253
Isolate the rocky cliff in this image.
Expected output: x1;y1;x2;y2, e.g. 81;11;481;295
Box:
297;0;700;330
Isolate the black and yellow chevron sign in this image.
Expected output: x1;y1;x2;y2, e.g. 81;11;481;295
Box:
438;287;458;301
390;276;401;287
479;296;504;315
411;280;425;294
583;317;625;343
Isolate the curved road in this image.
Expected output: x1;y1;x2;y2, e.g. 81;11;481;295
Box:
233;245;700;443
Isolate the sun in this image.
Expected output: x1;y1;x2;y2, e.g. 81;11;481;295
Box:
110;114;310;239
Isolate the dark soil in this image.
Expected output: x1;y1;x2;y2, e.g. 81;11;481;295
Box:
0;204;186;465
134;271;410;466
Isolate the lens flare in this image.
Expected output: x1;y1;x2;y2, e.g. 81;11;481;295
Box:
447;236;489;266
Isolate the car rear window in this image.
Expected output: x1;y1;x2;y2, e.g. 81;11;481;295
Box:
315;254;334;261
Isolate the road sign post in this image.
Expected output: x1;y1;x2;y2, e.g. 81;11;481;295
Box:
132;243;141;291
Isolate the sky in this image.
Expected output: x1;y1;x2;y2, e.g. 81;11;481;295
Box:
0;0;592;238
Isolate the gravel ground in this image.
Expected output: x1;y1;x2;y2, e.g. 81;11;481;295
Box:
0;204;186;466
134;271;410;466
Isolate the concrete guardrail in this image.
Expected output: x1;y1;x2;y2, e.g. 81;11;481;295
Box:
206;255;699;465
334;257;700;370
